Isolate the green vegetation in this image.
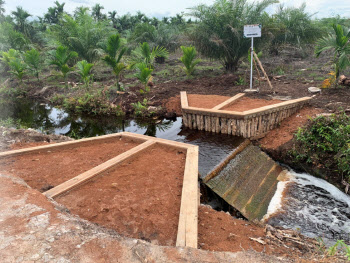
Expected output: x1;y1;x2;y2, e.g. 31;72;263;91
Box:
327;240;350;260
102;33;127;89
76;60;94;87
49;46;78;86
189;0;277;71
131;98;149;117
24;48;42;81
134;63;153;94
0;0;349;120
132;42;169;68
180;46;201;76
291;112;350;183
315;24;350;80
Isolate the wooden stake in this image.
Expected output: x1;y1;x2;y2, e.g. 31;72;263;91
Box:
253;51;274;93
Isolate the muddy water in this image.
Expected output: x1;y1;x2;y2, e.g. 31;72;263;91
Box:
265;170;350;245
0;99;244;176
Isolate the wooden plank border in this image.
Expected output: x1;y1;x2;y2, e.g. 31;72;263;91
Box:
10;131;199;248
212;93;245;110
176;145;199;248
44;140;156;198
180;91;312;138
0;132;129;159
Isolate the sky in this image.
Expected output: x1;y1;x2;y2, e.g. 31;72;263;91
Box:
4;0;350;19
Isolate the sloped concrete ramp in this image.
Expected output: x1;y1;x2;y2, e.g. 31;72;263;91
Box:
203;142;283;221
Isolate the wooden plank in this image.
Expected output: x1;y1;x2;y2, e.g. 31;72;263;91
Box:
212;93;245;110
121;132;191;150
176;146;198;248
0;132;126;159
44;140;156;198
253;52;274;93
180;91;189;108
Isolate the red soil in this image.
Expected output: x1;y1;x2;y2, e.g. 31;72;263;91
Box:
56;144;186;247
169;94;283;113
198;205;299;257
222;97;283;112
0;137;141;191
188;94;230;109
165;95;182;115
259;107;322;150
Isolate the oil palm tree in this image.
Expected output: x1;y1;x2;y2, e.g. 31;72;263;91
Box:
315;24;350;79
49;46;78;86
108;10;118;27
132;42;169;68
189;0;277;72
91;4;105;21
102;34;128;89
11;6;31;36
50;13;111;62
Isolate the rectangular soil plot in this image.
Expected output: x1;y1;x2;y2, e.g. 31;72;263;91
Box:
0;136;141;191
55;144;186;246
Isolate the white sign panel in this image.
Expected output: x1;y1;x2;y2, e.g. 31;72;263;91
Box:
244;24;262;38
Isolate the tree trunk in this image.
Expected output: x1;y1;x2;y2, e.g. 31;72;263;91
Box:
155;56;165;64
224;61;238;72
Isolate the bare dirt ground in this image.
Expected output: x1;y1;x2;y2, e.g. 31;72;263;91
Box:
0;173;289;263
259;107;322;150
56;144;186;247
0;136;141;191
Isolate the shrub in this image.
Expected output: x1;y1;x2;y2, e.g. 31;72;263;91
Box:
180;46;201;76
131;99;148;117
292;112;350;183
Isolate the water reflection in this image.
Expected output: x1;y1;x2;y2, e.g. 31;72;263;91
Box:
0;98;243;176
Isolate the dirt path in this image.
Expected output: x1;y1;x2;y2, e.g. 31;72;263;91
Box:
0;173;288;263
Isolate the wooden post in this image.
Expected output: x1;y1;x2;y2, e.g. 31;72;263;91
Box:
253;52;274;93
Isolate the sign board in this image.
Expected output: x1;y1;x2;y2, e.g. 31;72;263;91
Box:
244;24;261;38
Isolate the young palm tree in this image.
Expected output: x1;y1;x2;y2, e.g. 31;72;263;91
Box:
49;46;78;86
134;63;153;93
11;6;31;35
9;58;26;84
102;34;128;89
132;42;169;68
315;24;350;79
24;48;42;81
180;46;201;76
76;60;94;88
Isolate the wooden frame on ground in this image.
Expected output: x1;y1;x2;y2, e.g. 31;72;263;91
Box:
180;91;312;138
0;132;199;248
